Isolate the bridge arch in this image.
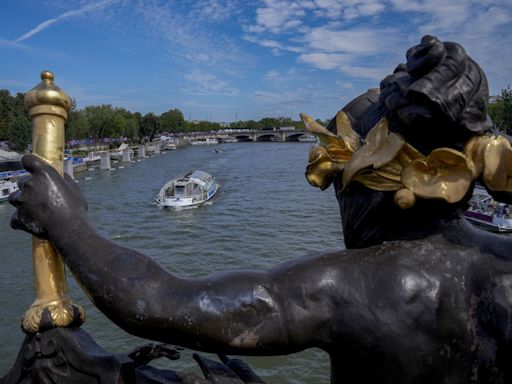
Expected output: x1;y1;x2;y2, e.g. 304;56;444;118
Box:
255;133;280;142
235;134;253;142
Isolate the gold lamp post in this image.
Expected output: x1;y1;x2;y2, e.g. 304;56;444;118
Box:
22;71;84;333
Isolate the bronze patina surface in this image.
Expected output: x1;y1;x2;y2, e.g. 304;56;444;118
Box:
5;36;512;383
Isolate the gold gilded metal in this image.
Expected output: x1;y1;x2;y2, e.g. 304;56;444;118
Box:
401;148;474;203
301;111;512;209
342;118;404;190
22;71;84;333
335;111;360;152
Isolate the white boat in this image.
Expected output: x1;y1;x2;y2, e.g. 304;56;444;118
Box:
299;134;318;143
162;142;177;151
109;143;134;160
156;170;219;208
190;138;219;145
0;178;19;203
464;185;512;232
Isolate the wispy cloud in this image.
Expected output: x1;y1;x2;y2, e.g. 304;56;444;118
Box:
0;38;31;52
132;1;250;69
2;0;509;121
190;0;241;23
14;0;119;42
298;53;350;70
243;34;303;53
183;70;239;96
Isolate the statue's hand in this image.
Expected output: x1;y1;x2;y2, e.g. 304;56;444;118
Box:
9;154;88;239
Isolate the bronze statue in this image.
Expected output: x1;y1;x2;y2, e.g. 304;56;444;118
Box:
8;36;512;383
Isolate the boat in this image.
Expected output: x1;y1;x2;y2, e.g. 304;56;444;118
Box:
162;142;177;151
0;178;19;203
464;185;512;232
109;143;134;160
190;138;219;145
298;134;317;143
156;170;219;208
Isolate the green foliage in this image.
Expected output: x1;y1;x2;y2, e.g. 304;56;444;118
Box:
7;115;31;152
66;110;91;139
229;116;305;130
185;120;222;132
140;113;160;141
160;108;185;132
0;90;13;140
0;88;311;145
124;117;140;141
489;86;512;135
83;105;127;139
11;93;27;119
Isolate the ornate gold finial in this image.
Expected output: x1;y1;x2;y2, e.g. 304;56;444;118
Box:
22;71;84;333
302;111;512;209
24;71;73;114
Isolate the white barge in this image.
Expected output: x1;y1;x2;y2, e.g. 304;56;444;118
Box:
156;170;219;208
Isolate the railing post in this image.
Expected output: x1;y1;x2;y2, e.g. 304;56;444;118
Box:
22;71;84;333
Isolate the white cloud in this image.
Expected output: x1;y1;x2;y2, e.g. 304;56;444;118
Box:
264;70;281;81
0;38;31;52
262;68;302;85
302;27;399;54
191;0;241;23
340;64;388;80
132;1;250;68
183;70;239;96
243;34;304;53
252;0;311;34
298;53;350;70
14;0;119;42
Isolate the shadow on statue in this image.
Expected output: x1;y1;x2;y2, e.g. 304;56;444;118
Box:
4;35;512;383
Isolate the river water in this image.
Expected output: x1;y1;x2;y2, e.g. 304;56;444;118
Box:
0;142;344;383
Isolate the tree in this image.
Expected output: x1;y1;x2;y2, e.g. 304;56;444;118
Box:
11;92;27;119
159;108;185;133
0;89;13;141
83;105;125;140
245;120;258;130
140;113;160;141
489;86;512;135
66;110;91;140
258;117;277;130
124;117;139;141
7;115;31;152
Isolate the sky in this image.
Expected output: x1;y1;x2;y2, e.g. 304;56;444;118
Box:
0;1;511;123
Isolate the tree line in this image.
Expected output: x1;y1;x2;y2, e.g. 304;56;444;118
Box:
2;87;511;152
489;86;512;136
0;89;310;152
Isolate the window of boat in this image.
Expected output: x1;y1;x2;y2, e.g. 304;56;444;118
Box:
175;185;185;194
1;189;8;196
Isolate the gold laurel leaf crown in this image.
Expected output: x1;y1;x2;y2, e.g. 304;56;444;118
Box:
301;111;512;209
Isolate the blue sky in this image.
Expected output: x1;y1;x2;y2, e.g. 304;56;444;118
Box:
0;0;511;122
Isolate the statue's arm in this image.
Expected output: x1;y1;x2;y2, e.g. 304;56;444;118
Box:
55;224;337;354
10;155;338;355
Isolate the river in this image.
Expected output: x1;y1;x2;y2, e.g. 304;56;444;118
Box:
0;142;344;383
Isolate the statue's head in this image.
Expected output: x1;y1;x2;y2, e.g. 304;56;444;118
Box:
302;36;510;249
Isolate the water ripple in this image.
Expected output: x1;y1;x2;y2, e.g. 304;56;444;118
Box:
0;143;340;382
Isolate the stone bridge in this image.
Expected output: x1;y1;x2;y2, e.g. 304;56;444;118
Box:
207;129;314;142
